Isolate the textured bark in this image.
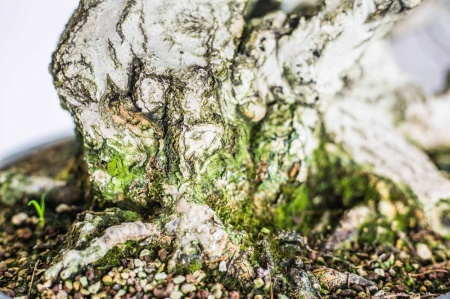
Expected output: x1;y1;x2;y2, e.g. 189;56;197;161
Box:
33;0;450;293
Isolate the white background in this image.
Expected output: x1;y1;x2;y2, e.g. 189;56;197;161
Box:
0;0;78;161
0;0;449;162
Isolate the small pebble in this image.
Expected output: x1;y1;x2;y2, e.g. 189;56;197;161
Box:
181;283;196;294
139;249;151;258
57;290;68;299
153;287;168;298
79;276;88;287
64;280;73;291
254;278;264;289
11;212;28;226
170;291;184;299
112;284;122;291
139;278;148;288
88;281;101;294
218;261;227;272
193;270;203;278
127;277;135;285
339;289;356;296
55;204;72;213
155;272;167;281
374;290;385;296
196;272;206;282
102;275;113;286
416;243;432;261
16;228;32;239
210;284;223;299
173;275;186;284
197;289;210;298
113;275;125;286
120;272;129;279
145;284;154;292
374;268;385;277
158;248;168;261
114;289;126;299
72;281;80;292
185;274;196;283
134;258;144;268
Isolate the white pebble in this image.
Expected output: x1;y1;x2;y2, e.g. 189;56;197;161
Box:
374;268;385;277
56;290;68;299
173;275;186;284
155;272;167;281
181;283;196;294
88;281;101;294
416;243;432;260
114;289;126;299
55;204;72;213
134;258;144;268
79;276;88;287
11;212;28;226
139;249;151;258
170;291;184;299
218;261;227;272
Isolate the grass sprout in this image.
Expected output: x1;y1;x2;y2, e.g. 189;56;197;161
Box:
28;194;46;228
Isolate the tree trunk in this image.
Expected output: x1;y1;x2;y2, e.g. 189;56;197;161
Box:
2;0;450;297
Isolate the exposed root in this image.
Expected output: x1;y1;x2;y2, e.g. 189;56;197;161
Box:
44;221;160;281
312;267;378;293
325;99;450;237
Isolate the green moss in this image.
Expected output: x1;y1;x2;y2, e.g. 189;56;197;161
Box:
187;259;203;272
106;156;124;177
94;240;142;270
196;122;265;240
358;219;396;245
273;142;381;232
104;148;146;194
273;138;420;240
84;144;162;210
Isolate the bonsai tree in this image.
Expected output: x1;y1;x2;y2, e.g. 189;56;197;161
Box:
1;0;449;296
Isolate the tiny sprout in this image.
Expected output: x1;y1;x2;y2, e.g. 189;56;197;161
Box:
28;194;46;228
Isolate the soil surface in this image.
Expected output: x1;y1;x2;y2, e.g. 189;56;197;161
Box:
0;198;449;299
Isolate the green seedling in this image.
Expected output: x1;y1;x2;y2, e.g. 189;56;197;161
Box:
28;194;46;228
